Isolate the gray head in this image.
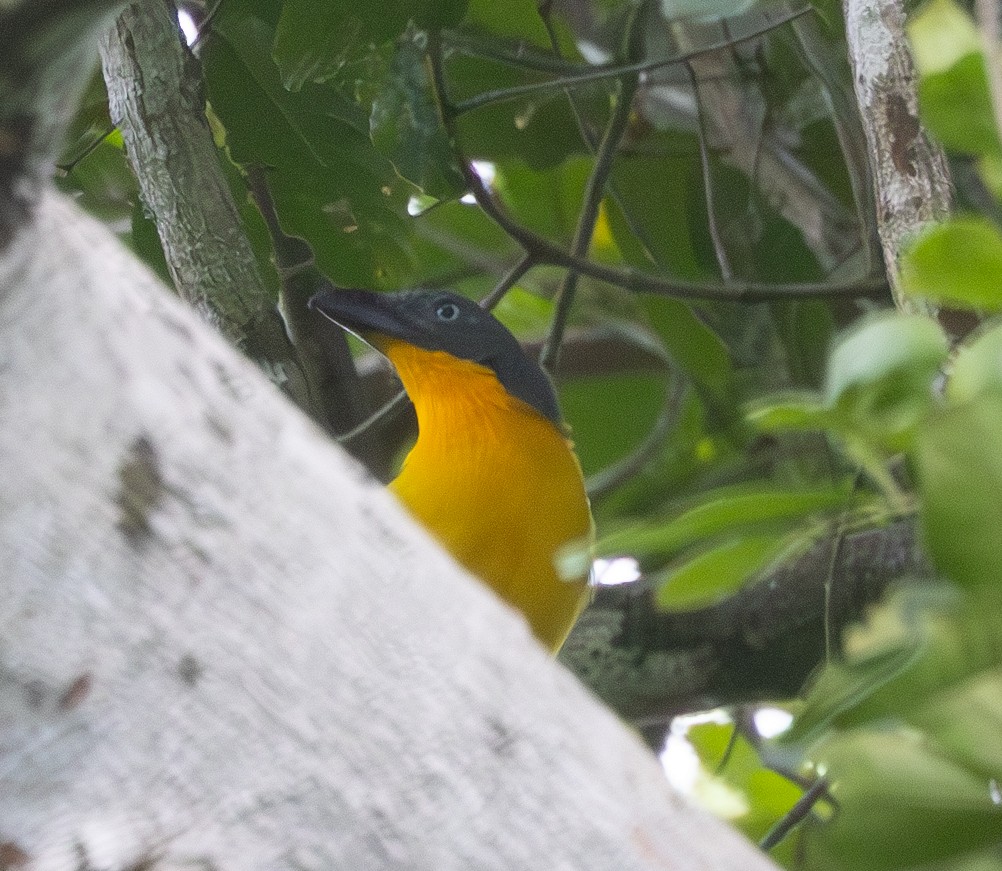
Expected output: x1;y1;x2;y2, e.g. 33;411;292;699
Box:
309;288;562;426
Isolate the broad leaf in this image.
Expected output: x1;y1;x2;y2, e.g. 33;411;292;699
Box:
656;533;794;609
914;397;1002;589
370;31;466;198
902;216;1002;311
597;482;852;561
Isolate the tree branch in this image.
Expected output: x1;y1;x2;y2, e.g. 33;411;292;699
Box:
99;0;269;345
560;520;928;723
0;0;125;248
429;29;890;304
0;188;783;871
843;0;953;312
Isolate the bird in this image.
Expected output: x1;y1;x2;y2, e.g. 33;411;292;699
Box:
309;287;593;650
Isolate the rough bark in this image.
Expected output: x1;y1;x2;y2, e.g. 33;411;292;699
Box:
843;0;953;311
0;190;780;871
668;10;864;274
99;1;375;446
98;0;268;345
561;520;928;723
0;0;125;247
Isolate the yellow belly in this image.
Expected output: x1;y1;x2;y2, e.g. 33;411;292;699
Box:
383;346;593;650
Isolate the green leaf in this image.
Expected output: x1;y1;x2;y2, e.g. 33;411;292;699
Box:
780;642;921;749
272;1;357;91
826;313;948;407
687;722;803;851
918;53;1002;158
746;394;830;431
914;396;1002;589
370;32;465;199
909;671;1002;780
560;373;667;477
597;482;851;560
825;311;947;448
643;297;733;399
902;216;1002;311
608;152;707;281
273;0;468;91
804;730;1002;871
785;585;1002;748
947;321;1002;403
656;533;793;609
204;9;414;285
496;158;592;241
908;0;981;76
489;287;554;335
463;0;553;43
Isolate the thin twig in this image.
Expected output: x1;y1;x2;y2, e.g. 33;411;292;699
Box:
337;389;411;444
760;778;832;851
686;61;733;281
419;264;482;289
537;3;663;272
586;369;687;499
541;78;638;370
538;5;641;371
443;28;581;74
789;16;879;277
452;4;814;116
715;722;742;774
429;30;889;304
190;0;226;49
480;252;536;309
56;123;116;173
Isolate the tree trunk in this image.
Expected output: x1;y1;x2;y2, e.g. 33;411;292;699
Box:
0;190;778;870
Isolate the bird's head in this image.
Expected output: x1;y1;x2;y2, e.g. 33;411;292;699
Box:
309;288;562;425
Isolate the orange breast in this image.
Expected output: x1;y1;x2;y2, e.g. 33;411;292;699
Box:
381;340;593;650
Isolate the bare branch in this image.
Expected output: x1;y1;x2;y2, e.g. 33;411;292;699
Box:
843;0;953;311
560;520;928;722
99;0;270;345
428;29;889;304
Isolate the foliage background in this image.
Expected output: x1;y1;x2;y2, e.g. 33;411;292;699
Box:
62;0;1002;866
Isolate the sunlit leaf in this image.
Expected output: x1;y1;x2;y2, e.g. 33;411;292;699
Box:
914;396;1002;589
786;585;1002;747
597;482;852;560
902;216;1002;311
918;53;1002;158
656;533;793;609
804;730;1002;871
908;0;981;76
370;31;466;198
909;671;1002;780
947;321;1002;403
687;723;803;850
746;394;830;431
825;311;947;448
780;642;920;749
826;313;948;407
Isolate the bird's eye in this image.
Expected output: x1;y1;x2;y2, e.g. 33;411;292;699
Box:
436;302;460;322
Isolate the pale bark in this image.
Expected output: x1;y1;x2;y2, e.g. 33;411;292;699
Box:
98;0;267;344
844;0;953;311
98;1;372;451
0;191;778;870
